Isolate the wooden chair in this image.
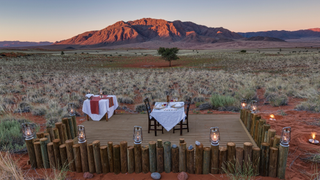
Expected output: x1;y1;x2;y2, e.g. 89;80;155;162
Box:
144;98;163;136
173;98;191;135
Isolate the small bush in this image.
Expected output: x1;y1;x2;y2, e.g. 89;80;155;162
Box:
269;94;288;107
210;94;237;109
135;104;147;113
31;106;47;116
240;50;246;53
296;98;320;112
118;96;134;104
192;96;205;104
235;88;257;102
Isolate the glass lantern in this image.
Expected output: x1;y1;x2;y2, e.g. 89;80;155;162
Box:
100;88;103;98
69;103;75;116
270;114;276;121
251;100;257;113
21;123;35;140
87;89;91;94
280;127;291;147
133;126;143;144
78;125;86;143
210;127;220;146
241;99;247;109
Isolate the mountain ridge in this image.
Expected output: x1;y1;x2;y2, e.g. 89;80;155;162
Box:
238;28;320;39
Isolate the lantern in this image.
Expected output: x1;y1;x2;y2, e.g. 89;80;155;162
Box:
21;123;35;140
241;99;247;109
270;114;276;121
251;100;257;113
133;126;143;144
309;132;319;144
210;127;220;146
87;89;91;94
78;125;86;143
100;88;103;98
69;103;75;116
280;127;291;147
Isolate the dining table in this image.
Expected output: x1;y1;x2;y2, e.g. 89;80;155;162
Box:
82;95;118;121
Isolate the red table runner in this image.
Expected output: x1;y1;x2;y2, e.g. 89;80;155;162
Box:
90;96;114;114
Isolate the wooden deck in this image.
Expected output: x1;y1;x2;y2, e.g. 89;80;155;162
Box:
82;114;255;148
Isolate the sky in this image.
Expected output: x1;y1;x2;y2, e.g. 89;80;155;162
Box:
0;0;319;42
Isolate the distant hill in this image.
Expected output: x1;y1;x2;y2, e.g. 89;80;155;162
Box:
238;28;320;40
245;36;285;42
54;18;243;47
0;41;52;48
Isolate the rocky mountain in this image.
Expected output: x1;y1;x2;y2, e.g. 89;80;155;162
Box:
0;41;52;48
238;28;320;40
54;18;243;46
245;36;285;42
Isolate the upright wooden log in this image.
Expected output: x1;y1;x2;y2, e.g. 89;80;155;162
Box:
113;144;121;174
40;138;50;168
179;142;187;172
270;137;275;147
59;144;67;169
62;118;71;140
227;142;236;173
148;141;157;173
252;147;260;175
269;147;278;178
267;129;276;144
87;143;95;173
254;120;260;143
134;143;142;173
34;141;43;168
47;127;55;141
246;112;252;131
262;124;271;144
65;140;75;172
251;114;261;137
257;119;266;147
236;147;244;173
186;147;194;174
71;115;77;139
156;147;164;173
260;143;270;176
164;141;171;173
68;117;75;139
203;147;211;174
277;145;289;179
100;145;110;174
36;132;44;139
52;139;61;169
243;110;248;127
273;135;281;148
62;124;68;144
240;109;245;122
211;144;219;174
243;142;253;166
44;133;51;142
219;147;227;174
80;141;89;172
172;145;179;173
73;144;82;173
107;141;114;172
53;128;60;140
25;139;37;168
47;142;55;168
55;122;64;145
195;143;203;174
142;146;149;173
120;141;128;173
157;139;163;148
34;138;40;143
93;140;102;174
127;146;135;174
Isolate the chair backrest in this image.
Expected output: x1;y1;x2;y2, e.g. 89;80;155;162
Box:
143;97;152;117
186;98;191;117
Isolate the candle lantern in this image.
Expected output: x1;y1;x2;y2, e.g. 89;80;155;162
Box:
280;127;291;147
78;125;86;143
133;126;143;144
251;100;257;113
21;123;35;140
210;127;220;146
100;88;103;98
309;132;319;144
241;99;247;109
68;103;75;116
270;114;276;121
87;89;91;94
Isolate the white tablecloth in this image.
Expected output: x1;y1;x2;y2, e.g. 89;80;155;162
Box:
82;95;119;121
150;102;186;131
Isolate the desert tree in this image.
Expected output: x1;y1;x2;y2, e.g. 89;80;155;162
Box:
157;47;179;67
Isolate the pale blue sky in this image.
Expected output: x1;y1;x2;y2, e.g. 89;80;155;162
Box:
0;0;319;42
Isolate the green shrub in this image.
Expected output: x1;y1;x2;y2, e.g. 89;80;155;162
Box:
296;98;320;112
235;87;257;102
269;94;288;107
31;106;47;116
210;94;237;108
240;50;246;53
195;102;202;108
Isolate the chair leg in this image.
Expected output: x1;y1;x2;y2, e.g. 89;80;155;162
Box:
148;119;150;133
162;126;164;134
155;121;157;136
180;121;182;136
187;118;189;132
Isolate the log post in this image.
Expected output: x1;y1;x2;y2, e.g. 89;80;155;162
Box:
67;117;75;139
164;141;171;173
262;124;271;144
243;142;253;167
25;139;37;168
240;109;245;122
260;143;270;176
52;139;61;169
55;122;64;144
227;142;236;173
156;147;164;173
277;144;289;179
270;137;275;147
62;124;68;144
257;119;266;147
186;147;194;174
195;142;203;174
59;144;68;169
148;141;157;173
65;140;75;172
120;141;128;173
80;141;88;172
47;142;55;168
254;120;259;143
179;142;187;172
34;138;40;143
127;146;135;174
157;139;163;148
252;147;260;175
179;138;185;143
267;129;276;145
73;144;82;173
203;147;211;174
243;110;248;127
236;147;244;173
269;147;278;178
246;112;252;131
33;141;43;168
251;114;261;137
71;115;77;138
273;135;281;148
53;128;60;140
172;145;179;173
93;140;102;174
142;146;149;173
211;144;219;174
46;127;55;141
107;141;114;172
113;144;121;174
40;138;50;168
219;147;227;174
62;118;71;140
44;133;51;142
36;132;44;139
87;143;95;173
100;145;110;174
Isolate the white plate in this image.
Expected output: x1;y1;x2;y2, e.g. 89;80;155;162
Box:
173;103;183;108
